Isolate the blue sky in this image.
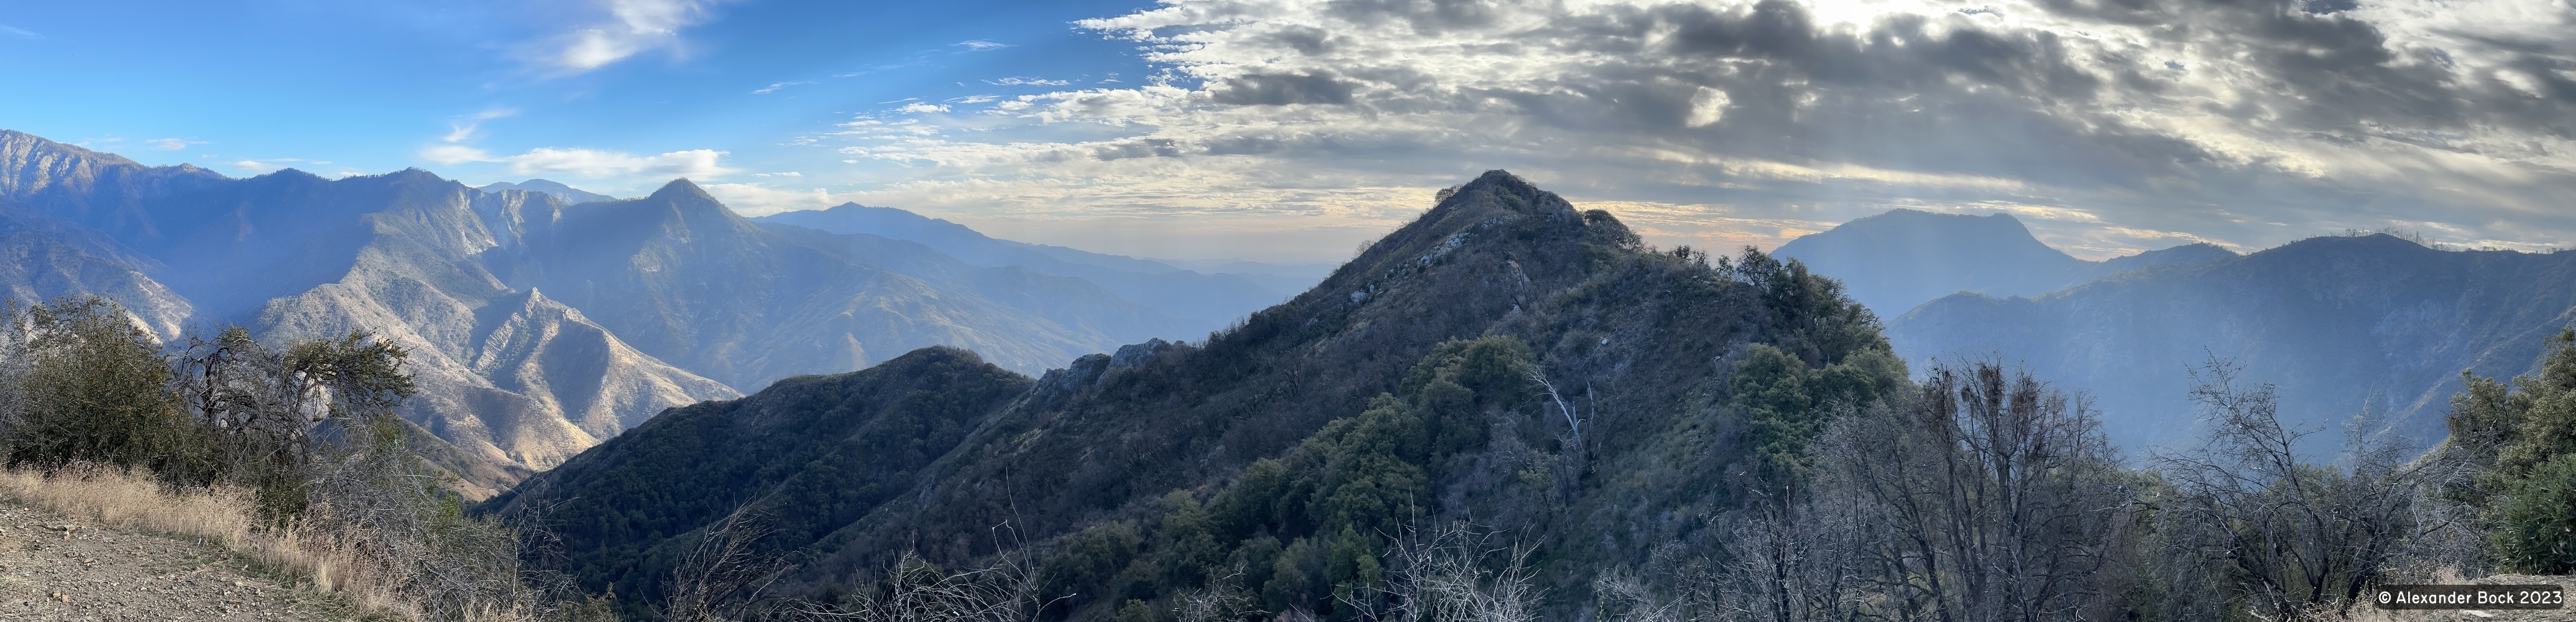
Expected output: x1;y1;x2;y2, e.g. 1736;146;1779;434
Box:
0;0;1154;178
2;0;2570;262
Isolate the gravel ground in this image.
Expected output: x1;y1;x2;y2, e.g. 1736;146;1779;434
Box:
0;503;343;622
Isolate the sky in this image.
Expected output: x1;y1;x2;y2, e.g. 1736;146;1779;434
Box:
0;0;2569;262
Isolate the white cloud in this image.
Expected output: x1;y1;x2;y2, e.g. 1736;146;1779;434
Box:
0;24;40;40
987;77;1072;86
897;103;950;114
547;0;729;72
145;137;201;151
442;108;517;143
955;40;1009;51
421;144;495;165
754;171;802;177
420;144;737;179
753;80;817;94
1684;87;1729;128
788;0;2576;259
231;160;275;173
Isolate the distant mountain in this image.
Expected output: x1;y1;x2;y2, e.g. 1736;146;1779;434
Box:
757;223;1216;342
0;130;228;243
199;169;743;473
755;204;1297;324
479;179;615;205
502;180;1185;388
1146;256;1342;295
0;200;193;338
1775;209;2237;317
0;128;1230;485
495;170;1908;620
1888;233;2576;455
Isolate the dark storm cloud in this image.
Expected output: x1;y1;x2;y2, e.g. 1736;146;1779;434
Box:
1210;71;1362;105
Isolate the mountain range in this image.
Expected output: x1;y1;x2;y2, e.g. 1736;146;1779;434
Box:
1768;207;2576;454
1887;233;2576;454
489;175;2576;620
0;129;1299;494
1774;208;2238;316
493;170;1908;620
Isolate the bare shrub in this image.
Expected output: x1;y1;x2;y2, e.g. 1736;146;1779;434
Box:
794;549;1052;622
1358;522;1540;622
665;504;787;622
2154;361;2460;620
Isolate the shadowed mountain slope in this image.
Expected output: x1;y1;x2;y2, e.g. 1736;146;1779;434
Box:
1890;233;2576;455
1775;209;2237;316
492;346;1031;608
499;170;1905;620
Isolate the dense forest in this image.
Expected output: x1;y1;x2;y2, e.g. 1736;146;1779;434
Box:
0;173;2569;621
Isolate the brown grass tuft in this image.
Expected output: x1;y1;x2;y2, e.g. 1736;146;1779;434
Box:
0;464;456;621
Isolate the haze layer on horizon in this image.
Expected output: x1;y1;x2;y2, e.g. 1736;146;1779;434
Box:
2;0;2567;262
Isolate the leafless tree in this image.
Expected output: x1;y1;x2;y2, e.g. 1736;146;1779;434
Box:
1174;566;1262;622
791;548;1054;622
1772;360;2132;622
1525;368;1580;447
1359;521;1542;622
2153;360;2457;620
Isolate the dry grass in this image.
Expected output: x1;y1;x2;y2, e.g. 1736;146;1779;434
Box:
0;464;424;620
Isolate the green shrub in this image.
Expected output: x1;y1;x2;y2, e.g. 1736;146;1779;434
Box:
2492;453;2576;573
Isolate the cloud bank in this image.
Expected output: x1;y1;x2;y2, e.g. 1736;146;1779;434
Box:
805;0;2575;260
425;144;737;179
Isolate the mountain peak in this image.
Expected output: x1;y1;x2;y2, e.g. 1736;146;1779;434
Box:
1775;208;2089;315
0;129;146;170
649;178;713;202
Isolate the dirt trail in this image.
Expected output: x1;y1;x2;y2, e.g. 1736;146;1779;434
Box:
0;502;340;622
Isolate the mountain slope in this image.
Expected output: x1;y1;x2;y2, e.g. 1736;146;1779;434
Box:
500;170;1905;620
0;130;228;243
755;204;1295;324
0;200;193;338
1888;233;2576;454
489;346;1031;608
246;170;743;472
1775;209;2238;316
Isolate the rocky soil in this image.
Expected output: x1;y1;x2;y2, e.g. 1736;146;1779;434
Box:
0;502;340;621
